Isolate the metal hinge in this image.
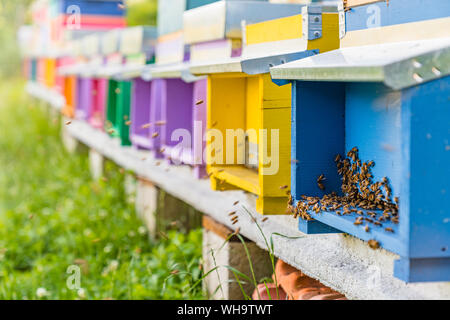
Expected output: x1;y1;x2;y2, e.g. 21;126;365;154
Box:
302;6;323;40
302;4;346;40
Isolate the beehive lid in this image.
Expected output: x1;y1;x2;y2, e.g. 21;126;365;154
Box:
270;38;450;90
189;2;343;75
119;26;157;56
81;33;102;57
183;1;304;45
101;29;121;55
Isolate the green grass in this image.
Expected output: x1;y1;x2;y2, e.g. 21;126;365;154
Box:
0;80;205;300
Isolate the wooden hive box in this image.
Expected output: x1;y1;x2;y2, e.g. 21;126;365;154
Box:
58;41;82;119
188;1;342;214
30;58;38;82
139;34;196;166
107;26;157;146
75;33;103;121
99;29;124;136
270;0;450;282
128;0;218;178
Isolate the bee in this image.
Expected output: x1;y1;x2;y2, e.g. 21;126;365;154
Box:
159;148;165;153
141;123;152;129
368;239;380;250
262;217;269;222
279;185;288;190
228;211;236;216
334;154;341;162
211;121;218;127
65;120;72;125
385;227;394;233
107;129;115;134
373;221;382;226
336;211;341;216
155;121;166;126
233;201;239;206
195;100;204;105
232;220;238;225
152;132;159;138
354;218;363;226
231;215;238;222
125;120;131;126
364;225;370;232
394;197;399;204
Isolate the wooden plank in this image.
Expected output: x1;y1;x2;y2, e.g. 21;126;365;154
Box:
342;17;450;47
344;0;386;9
202;215;242;242
245;14;303;46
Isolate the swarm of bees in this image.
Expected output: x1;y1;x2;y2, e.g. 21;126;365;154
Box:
288;147;399;233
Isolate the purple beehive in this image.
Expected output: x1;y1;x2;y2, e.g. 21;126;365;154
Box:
149;79;165;158
130;78;153;149
75;77;93;120
158;79;194;164
192;78;207;178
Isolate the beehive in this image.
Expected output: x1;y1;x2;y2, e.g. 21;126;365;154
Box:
49;0;126;43
106;27;157;146
270;0;450;282
188;2;342;214
129;0;218;174
75;33;102;121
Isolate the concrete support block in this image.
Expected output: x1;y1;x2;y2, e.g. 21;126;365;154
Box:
60;118;87;154
135;178;159;237
124;173;137;204
88;148;104;180
202;216;273;300
135;178;203;238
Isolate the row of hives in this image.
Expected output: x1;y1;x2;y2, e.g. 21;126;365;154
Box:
21;0;450;283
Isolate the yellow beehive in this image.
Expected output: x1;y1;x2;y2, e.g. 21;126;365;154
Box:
192;5;343;214
44;58;56;88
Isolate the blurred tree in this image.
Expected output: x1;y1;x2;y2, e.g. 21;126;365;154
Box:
0;0;33;78
126;0;157;26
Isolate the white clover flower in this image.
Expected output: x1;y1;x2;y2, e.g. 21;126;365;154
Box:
36;287;48;298
109;260;119;272
103;243;113;253
128;231;136;238
138;226;146;235
77;288;86;299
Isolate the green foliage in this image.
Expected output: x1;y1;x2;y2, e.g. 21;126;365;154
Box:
0;0;33;78
126;0;158;27
0;80;205;300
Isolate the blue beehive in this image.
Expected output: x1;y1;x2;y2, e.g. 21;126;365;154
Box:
52;0;125;16
270;0;450;282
